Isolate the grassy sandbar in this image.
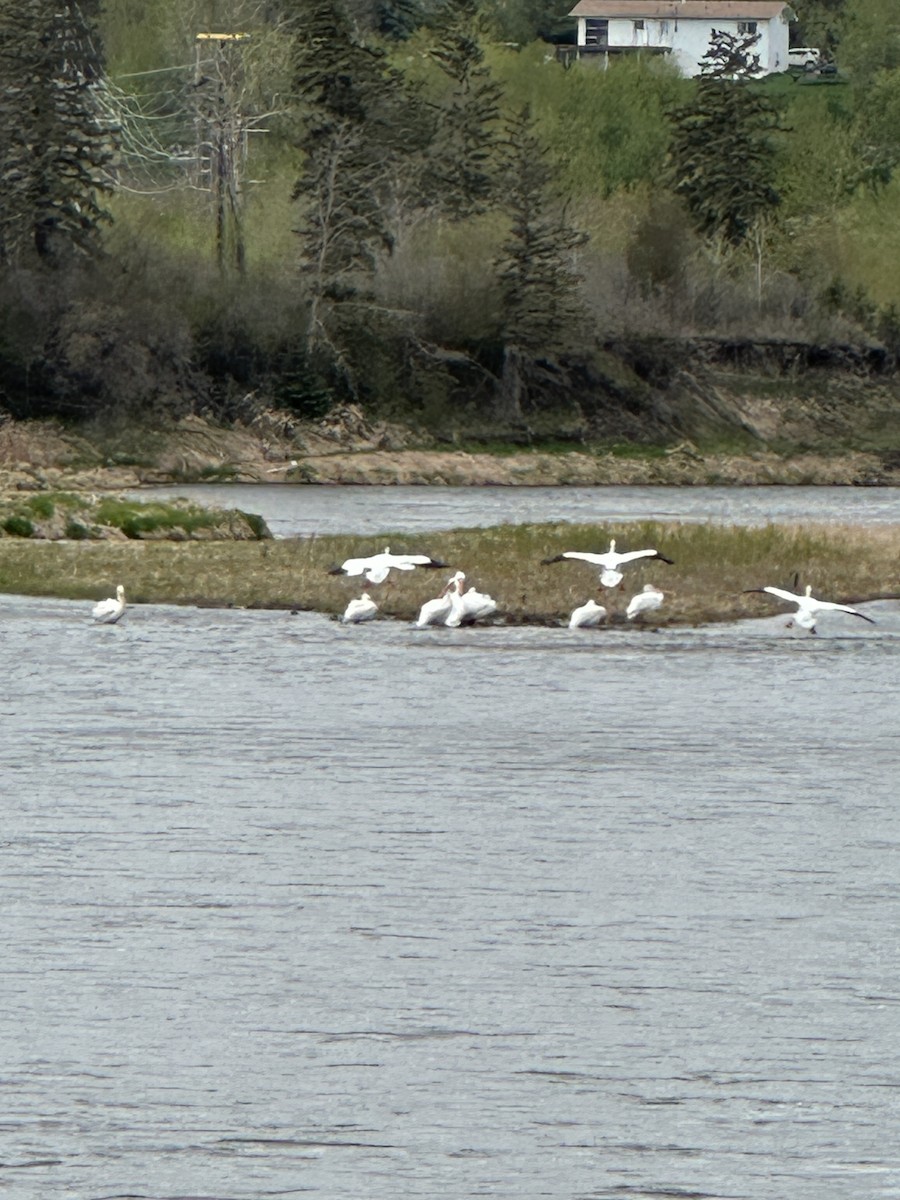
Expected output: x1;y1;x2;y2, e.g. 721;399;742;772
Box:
0;520;897;626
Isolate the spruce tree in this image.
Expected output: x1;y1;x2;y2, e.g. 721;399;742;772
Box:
377;0;424;39
0;0;116;264
286;0;407;352
424;0;504;220
667;30;781;248
284;0;435;401
494;106;589;421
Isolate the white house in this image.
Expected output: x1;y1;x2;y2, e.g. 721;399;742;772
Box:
567;2;795;78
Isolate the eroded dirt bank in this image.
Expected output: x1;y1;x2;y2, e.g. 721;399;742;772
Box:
1;407;898;497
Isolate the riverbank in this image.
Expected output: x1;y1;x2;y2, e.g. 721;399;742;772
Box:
2;520;897;628
2;410;900;493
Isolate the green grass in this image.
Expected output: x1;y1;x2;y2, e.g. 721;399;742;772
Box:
0;494;269;541
0;520;895;626
93;498;223;538
90;498;268;540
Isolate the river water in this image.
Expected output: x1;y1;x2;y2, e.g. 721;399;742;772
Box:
3;487;900;1200
132;481;900;538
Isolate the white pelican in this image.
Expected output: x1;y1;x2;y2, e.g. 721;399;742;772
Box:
92;584;126;624
542;538;674;589
415;591;454;628
743;584;876;634
626;583;664;622
341;592;378;624
445;571;497;627
568;598;607;629
329;546;449;586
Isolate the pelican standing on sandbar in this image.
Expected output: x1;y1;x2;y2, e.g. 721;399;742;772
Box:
568;598;607;629
542;539;674;589
626;583;664;622
445;571;497;627
415;590;454;628
743;584;876;634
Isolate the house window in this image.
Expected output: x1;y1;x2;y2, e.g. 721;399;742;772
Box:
660;20;669;35
584;18;608;45
738;21;758;34
634;19;644;30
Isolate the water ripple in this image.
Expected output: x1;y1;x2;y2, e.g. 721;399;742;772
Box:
0;591;897;1199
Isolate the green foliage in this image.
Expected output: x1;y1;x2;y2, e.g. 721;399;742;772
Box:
22;495;56;520
499;52;687;198
0;0;117;264
791;0;846;55
289;0;419;361
493;105;590;423
93;498;240;538
101;0;185;77
668;31;783;247
377;0;425;38
773;87;859;222
478;0;574;45
422;0;506;219
268;348;335;419
1;0;900;435
240;510;271;539
626;194;698;293
851;67;900;182
64;518;93;540
838;0;900;82
376;214;504;343
819;273;900;349
496;105;589;355
3;516;35;538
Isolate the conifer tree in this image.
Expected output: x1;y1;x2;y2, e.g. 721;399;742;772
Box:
667;30;781;248
494;105;589;420
0;0;116;264
286;0;413;356
377;0;425;39
424;0;504;220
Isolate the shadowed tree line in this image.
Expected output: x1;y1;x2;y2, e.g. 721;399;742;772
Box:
1;0;899;444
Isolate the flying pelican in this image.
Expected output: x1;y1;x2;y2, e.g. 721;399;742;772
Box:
341;592;378;624
329;546;449;586
92;584;127;624
626;583;664;622
568;598;607;629
743;584;876;634
542;539;674;588
445;571;497;627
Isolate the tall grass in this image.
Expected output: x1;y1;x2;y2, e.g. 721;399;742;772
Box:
0;521;897;625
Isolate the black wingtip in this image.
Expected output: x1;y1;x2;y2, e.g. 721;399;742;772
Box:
327;565;347;576
658;555;675;565
541;555;564;565
426;558;450;569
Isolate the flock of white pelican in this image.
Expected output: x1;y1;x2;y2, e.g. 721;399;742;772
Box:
90;540;881;637
332;539;678;628
331;538;880;635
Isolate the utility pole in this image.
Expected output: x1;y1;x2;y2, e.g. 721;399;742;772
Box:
193;31;251;273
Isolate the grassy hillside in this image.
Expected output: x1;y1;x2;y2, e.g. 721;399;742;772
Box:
2;1;898;447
